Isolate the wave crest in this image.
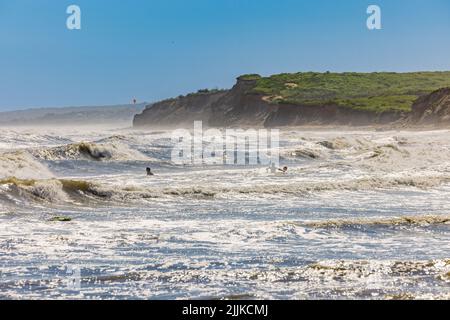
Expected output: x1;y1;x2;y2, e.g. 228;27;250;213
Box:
1;173;450;205
0;178;95;203
0;151;54;180
32;142;148;161
302;215;450;229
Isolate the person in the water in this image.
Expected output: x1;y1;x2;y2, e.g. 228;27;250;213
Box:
146;167;154;176
267;163;288;174
278;166;288;174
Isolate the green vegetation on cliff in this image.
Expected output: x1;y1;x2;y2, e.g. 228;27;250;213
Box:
249;71;450;112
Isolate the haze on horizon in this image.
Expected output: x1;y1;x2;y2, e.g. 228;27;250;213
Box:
1;0;450;111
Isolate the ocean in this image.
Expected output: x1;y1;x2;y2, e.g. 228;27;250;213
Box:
0;126;449;299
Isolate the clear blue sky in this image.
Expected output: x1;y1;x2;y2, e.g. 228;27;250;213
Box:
1;0;450;111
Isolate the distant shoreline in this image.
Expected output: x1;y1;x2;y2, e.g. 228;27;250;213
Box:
0;103;146;127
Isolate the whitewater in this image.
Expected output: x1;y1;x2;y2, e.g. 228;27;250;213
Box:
0;126;449;299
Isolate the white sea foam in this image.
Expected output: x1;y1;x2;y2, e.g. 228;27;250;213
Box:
0;151;54;180
1;126;450;299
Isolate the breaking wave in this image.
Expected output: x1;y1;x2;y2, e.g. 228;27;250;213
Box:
302;215;450;229
0;178;159;204
0;151;54;180
1;173;450;205
282;135;414;166
31;141;148;162
223;175;450;195
0;178;84;203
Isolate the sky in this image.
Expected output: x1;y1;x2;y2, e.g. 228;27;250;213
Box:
1;0;450;111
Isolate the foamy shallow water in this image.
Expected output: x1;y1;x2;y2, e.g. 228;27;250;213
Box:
0;126;449;299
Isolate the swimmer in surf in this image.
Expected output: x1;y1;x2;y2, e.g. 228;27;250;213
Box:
278;166;288;174
146;167;154;176
267;163;288;174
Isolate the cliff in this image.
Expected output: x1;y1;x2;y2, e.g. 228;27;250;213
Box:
133;72;450;128
411;88;450;125
133;90;226;128
209;76;403;127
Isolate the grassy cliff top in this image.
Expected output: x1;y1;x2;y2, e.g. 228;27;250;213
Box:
248;71;450;112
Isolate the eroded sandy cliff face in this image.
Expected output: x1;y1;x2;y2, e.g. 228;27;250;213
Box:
133;90;227;128
208;77;275;127
133;77;274;128
411;88;450;125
